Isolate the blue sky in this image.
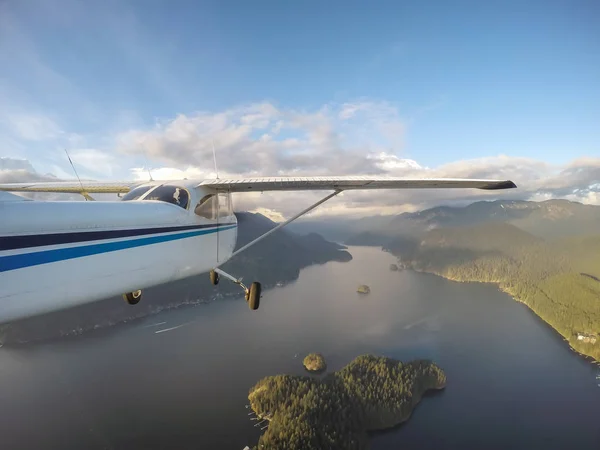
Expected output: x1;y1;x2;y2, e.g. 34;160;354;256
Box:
0;0;599;214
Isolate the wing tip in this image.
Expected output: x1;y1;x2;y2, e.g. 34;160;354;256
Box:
480;180;517;190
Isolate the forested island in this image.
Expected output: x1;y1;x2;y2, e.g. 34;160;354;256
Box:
248;355;446;449
303;353;327;372
357;285;371;294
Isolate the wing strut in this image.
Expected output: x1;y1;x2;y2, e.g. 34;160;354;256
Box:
219;189;342;265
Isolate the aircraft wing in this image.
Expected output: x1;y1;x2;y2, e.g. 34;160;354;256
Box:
198;176;517;192
0;176;517;195
0;181;138;194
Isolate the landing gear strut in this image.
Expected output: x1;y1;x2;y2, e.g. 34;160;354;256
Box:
123;289;142;305
206;190;342;312
210;270;219;285
212;268;261;310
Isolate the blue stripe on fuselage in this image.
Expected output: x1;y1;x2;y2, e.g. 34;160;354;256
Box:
0;223;235;251
0;224;237;273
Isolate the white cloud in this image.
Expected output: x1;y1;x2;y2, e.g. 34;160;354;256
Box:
367;152;423;172
249;208;286;222
68;148;117;177
116;101;407;177
339;103;368;120
129;166;252;182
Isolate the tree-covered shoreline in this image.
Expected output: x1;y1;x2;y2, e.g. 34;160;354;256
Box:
386;223;600;362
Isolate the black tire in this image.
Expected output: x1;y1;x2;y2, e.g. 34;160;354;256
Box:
248;282;261;310
210;270;219;285
123;290;142;305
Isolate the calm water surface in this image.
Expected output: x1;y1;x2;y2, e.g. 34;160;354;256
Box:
1;246;598;449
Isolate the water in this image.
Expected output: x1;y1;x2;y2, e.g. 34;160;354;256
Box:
0;246;598;449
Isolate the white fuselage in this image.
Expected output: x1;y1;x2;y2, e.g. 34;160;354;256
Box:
0;183;237;323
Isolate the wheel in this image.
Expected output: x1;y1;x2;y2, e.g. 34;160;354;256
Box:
247;282;261;310
210;270;219;285
123;290;142;305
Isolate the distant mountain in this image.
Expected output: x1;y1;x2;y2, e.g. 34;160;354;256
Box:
288;215;396;243
0;213;351;345
0;157;36;172
288;218;358;242
345;199;600;245
507;200;600;238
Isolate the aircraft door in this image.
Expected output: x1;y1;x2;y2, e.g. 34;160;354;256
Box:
217;192;236;261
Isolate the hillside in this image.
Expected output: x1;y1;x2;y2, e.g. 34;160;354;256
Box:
384;220;600;361
0;213;352;345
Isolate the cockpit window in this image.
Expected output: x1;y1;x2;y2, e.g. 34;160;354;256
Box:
195;194;216;219
143;185;189;209
218;193;232;218
121;185;153;201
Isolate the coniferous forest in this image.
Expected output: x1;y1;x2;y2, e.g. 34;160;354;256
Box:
248;355;446;450
386;223;600;361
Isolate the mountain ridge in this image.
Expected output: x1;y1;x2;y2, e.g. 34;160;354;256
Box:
340;199;600;245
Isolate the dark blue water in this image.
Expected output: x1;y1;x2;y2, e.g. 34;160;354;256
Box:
0;246;598;449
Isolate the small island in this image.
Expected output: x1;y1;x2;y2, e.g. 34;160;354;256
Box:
303;352;327;373
248;355;446;450
357;285;371;294
389;263;398;271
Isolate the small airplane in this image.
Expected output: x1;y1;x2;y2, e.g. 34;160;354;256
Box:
0;176;516;324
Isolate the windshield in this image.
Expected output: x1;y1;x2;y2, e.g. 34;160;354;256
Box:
142;185;189;209
120;185;153;201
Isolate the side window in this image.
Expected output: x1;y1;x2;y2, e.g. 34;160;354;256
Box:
218;193;231;218
195;194;216;219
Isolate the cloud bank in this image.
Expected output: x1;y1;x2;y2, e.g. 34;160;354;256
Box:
1;100;598;218
114;101;600;217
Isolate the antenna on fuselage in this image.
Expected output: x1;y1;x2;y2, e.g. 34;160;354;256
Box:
211;139;219;180
141;152;154;181
64;149;93;201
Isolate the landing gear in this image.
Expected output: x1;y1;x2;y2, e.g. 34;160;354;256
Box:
245;282;261;310
212;268;262;310
123;289;142;305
